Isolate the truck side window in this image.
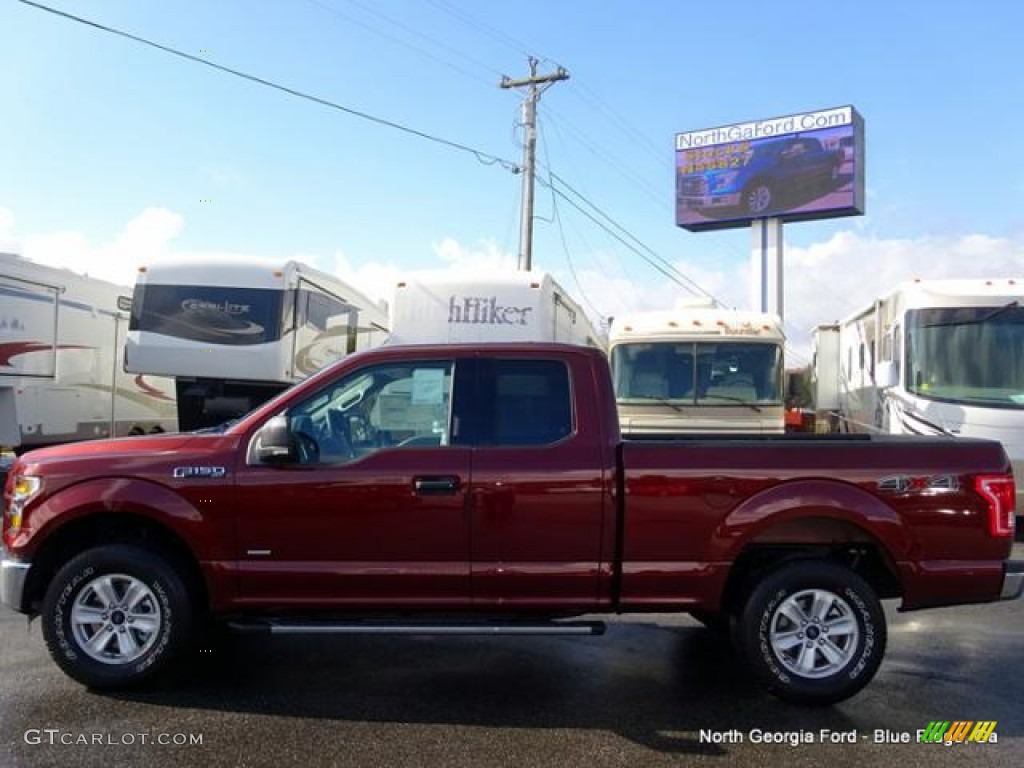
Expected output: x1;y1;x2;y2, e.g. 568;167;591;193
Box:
481;360;572;446
285;360;454;464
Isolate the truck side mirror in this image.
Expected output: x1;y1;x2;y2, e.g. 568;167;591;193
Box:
253;415;295;464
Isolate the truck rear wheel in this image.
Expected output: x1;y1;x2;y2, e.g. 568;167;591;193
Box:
41;545;195;690
735;561;886;705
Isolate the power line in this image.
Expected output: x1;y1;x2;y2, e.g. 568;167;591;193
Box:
550;190;606;325
422;0;536;59
544;108;669;209
565;81;667;167
16;0;519;173
537;123;605;323
547;172;719;302
539;176;710;300
305;0;505;87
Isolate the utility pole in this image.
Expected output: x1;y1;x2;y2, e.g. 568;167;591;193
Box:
501;57;569;271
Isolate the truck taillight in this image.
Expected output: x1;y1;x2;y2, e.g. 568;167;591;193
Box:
975;475;1016;537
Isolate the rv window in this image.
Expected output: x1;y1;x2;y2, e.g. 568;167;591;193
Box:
893;327;902;377
129;285;284;345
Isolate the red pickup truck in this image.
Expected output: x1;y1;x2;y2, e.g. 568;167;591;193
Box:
2;343;1021;705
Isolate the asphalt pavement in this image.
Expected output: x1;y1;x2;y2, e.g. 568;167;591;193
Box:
1;545;1021;768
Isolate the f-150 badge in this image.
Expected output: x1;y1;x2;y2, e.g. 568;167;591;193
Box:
173;466;226;479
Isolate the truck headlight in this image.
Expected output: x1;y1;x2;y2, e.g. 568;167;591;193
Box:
7;475;42;531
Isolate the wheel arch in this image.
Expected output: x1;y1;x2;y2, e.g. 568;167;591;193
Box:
23;511;209;617
712;479;908;614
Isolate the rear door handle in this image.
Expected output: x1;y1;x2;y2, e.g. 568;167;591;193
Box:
413;475;462;496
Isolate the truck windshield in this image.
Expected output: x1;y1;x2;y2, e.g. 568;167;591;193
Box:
611;341;783;406
907;305;1024;408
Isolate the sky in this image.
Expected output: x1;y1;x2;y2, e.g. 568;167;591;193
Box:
3;0;1024;364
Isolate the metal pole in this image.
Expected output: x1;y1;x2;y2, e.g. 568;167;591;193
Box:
500;58;569;271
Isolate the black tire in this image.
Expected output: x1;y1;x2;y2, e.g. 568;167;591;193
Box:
734;561;886;706
41;544;196;690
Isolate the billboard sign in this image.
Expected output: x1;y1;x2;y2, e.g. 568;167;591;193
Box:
675;106;865;232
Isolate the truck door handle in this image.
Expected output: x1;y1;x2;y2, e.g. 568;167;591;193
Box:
413;475;462;495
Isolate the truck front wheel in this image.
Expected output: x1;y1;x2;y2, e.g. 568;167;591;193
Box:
735;561;886;705
41;545;195;690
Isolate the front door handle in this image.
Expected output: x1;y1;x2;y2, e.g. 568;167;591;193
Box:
413;475;462;496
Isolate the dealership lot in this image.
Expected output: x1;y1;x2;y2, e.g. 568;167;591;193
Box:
1;544;1021;768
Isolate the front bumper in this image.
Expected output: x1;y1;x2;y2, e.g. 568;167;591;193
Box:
679;193;740;210
0;557;30;613
1003;560;1023;600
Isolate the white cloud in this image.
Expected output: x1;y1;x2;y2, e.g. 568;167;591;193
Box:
320;250;403;308
14;208;184;287
783;231;1024;363
0;207;17;252
6;207;1024;373
434;237;519;272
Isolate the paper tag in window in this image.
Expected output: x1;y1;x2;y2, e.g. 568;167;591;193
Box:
411;369;445;405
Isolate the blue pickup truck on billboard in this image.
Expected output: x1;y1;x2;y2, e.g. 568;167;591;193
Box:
675;107;865;232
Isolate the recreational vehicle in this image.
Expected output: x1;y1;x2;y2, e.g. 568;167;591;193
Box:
125;257;388;430
388;270;605;348
0;251;177;453
813;277;1024;519
609;302;786;434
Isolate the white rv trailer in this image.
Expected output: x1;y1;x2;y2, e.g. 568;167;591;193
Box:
608;302;786;435
0;251;177;452
388;270;605;348
125;257;389;431
814;277;1024;519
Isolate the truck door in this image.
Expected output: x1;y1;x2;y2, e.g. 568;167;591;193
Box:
466;355;610;609
234;356;473;607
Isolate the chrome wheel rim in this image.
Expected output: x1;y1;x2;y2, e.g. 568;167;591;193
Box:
70;574;162;665
748;186;771;213
768;588;860;679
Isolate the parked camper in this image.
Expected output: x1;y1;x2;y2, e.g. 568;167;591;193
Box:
813;277;1024;521
388;270;605;348
0;251;177;453
608;302;785;434
125;257;388;431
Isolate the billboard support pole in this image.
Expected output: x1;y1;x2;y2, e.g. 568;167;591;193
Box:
751;217;784;321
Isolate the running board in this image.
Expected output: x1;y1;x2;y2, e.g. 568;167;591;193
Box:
227;619;606;636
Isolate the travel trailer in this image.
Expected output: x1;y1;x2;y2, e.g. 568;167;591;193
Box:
388;270;605;348
125;257;388;430
608;301;785;434
0;251;177;453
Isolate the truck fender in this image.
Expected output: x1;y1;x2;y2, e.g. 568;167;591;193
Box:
18;477;218;561
712;478;910;563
